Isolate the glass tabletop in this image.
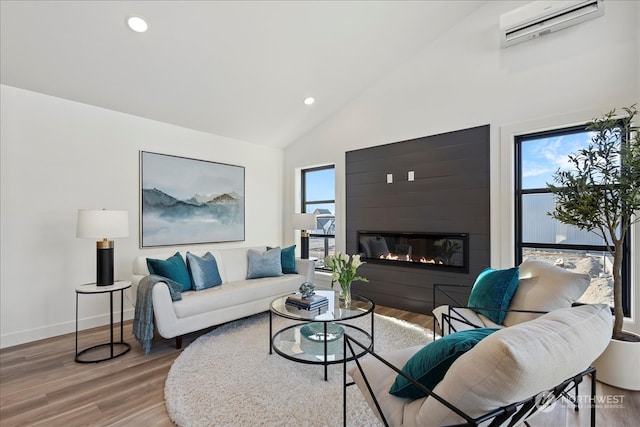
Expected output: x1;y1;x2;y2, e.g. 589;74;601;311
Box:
270;290;374;322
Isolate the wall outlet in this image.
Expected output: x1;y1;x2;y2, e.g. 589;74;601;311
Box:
408;171;415;181
387;173;393;184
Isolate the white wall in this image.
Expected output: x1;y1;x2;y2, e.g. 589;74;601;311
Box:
284;1;640;331
1;85;284;348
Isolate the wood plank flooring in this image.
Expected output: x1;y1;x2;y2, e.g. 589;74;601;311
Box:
1;306;638;426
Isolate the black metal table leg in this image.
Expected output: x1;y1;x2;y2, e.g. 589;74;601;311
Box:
75;292;79;358
324;322;328;381
269;310;273;354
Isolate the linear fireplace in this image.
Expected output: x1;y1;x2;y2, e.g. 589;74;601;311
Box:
357;231;469;273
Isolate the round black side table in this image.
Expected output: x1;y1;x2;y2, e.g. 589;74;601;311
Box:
75;281;132;363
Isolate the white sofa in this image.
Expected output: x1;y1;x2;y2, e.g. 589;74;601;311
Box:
132;246;315;348
347;303;612;426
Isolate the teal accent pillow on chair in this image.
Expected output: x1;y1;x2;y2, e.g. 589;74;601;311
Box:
146;252;192;292
467;267;519;325
389;328;499;399
186;252;222;291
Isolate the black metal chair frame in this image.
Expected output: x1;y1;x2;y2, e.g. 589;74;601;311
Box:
432;283;548;336
343;334;597;427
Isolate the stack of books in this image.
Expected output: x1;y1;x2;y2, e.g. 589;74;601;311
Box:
286;294;329;311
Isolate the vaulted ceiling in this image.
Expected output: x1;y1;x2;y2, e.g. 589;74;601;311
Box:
1;1;487;148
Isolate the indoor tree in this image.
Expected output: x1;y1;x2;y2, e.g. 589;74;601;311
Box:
547;105;640;341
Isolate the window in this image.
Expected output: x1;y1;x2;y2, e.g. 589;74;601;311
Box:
301;165;335;268
515;125;631;316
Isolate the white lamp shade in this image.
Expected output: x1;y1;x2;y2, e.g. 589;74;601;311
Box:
292;213;317;231
76;209;129;239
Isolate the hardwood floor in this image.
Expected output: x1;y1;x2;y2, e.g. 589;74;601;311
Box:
1;306;638;426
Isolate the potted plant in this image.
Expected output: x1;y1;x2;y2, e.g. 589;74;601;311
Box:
547;105;640;390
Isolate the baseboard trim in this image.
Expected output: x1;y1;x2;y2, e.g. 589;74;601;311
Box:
0;308;135;349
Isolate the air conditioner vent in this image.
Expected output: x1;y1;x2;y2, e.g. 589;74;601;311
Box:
500;0;604;48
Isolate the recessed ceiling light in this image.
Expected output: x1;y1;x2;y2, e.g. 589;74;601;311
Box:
303;97;315;105
127;16;149;33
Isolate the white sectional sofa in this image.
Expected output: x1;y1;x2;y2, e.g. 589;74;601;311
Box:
132;246;315;349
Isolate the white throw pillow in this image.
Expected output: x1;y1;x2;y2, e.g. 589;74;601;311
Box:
420;304;612;426
503;259;590;326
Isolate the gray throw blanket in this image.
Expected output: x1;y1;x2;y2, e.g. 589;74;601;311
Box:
133;275;183;354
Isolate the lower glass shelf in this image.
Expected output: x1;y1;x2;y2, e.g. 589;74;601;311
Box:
272;322;371;364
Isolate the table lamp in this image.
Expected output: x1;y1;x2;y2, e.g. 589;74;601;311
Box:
293;213;317;259
77;209;129;286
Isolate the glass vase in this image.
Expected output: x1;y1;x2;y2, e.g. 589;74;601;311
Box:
339;281;352;308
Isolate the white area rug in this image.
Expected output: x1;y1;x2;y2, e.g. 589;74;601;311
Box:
165;312;434;427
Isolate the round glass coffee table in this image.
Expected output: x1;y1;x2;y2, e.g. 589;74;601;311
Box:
269;290;374;381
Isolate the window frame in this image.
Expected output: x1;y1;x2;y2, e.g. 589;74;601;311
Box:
514;124;631;316
301;165;335;266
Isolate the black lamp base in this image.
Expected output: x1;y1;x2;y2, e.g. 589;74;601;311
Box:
96;246;114;286
301;232;309;260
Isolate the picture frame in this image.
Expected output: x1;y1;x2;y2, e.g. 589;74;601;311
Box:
139;151;245;247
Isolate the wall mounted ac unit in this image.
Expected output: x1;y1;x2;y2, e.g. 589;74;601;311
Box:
500;0;604;48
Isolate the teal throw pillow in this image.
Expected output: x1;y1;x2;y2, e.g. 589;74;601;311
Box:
247;247;283;279
186;252;222;291
467;267;520;325
389;328;499;399
267;245;297;274
146;252;192;292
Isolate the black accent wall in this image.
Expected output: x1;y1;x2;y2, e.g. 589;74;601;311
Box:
345;125;490;314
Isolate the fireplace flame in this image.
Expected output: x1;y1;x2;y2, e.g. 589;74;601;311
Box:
419;257;442;264
380;254;443;265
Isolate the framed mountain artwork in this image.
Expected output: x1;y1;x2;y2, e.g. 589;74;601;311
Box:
139;151;245;247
